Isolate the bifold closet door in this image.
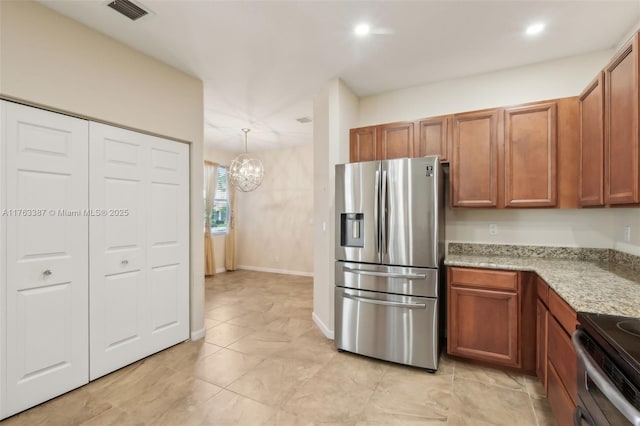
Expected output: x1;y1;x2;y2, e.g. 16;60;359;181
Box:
89;123;189;380
146;136;190;354
1;102;89;418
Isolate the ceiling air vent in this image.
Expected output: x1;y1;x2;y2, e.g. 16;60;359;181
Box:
296;117;312;124
107;0;149;21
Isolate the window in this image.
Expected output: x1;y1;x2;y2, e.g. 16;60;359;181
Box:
207;166;229;235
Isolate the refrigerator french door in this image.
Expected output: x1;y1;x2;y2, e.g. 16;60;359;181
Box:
334;156;444;370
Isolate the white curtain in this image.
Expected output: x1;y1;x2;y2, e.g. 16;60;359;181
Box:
204;161;218;276
225;183;237;271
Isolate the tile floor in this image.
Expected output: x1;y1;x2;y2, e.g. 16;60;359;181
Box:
1;270;556;425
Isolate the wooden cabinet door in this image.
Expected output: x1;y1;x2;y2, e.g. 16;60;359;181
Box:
547;361;576;426
451;110;499;207
536;298;548;394
579;74;605;206
548;316;578;403
448;286;519;368
504;103;557;207
415;115;449;161
604;34;639;204
378;122;414;160
350;126;377;162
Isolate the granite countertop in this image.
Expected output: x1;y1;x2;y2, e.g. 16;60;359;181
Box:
444;244;640;318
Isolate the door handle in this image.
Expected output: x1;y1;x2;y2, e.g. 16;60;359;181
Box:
343;266;426;280
381;169;388;255
343;293;426;309
374;169;379;256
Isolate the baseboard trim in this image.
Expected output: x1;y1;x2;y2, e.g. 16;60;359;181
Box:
190;327;206;341
312;312;334;340
237;265;313;277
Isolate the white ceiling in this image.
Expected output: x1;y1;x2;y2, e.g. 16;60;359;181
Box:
40;1;640;153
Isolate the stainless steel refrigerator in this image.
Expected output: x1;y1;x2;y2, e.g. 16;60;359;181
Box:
334;156;444;371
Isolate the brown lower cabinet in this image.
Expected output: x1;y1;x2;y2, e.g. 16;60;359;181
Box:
536;298;548;392
447;267;535;372
547;360;575;426
449;269;579;425
537;278;579;426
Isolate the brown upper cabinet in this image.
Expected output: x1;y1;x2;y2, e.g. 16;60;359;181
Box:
504;102;557;207
451;109;499;207
579;74;605;206
378;121;414;160
349;126;377;162
604;33;640;204
414;115;450;161
349;97;579;209
349;122;413;162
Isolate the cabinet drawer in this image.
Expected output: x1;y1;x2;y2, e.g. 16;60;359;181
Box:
547;360;576;426
549;290;578;335
548;315;577;403
450;267;518;292
536;276;549;306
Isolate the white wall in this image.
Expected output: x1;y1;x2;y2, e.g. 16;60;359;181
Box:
203;147;237;273
359;49;613;126
0;1;206;338
312;78;358;338
446;207;614;249
359;49;640;257
234;144;315;275
611;209;640;257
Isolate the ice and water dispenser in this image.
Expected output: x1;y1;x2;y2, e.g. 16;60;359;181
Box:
340;213;364;248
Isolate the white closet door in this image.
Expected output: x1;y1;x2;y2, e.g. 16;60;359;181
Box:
1;101;89;418
147;136;189;352
89;124;189;379
89;123;148;380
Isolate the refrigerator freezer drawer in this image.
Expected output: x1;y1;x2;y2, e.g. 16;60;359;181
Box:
335;261;439;298
335;287;439;370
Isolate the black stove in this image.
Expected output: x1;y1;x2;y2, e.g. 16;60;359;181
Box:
579;313;640;387
575;312;640;425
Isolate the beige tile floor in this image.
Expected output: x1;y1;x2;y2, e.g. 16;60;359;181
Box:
1;270;556;425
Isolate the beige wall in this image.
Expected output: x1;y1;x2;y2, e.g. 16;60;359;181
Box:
0;1;206;337
235;144;315;275
203;147;237;272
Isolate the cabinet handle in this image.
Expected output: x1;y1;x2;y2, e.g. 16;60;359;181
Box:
121;260;129;266
43;269;52;277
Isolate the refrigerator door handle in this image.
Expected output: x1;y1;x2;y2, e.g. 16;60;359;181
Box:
374;169;380;256
342;266;427;280
343;293;427;309
381;169;388;255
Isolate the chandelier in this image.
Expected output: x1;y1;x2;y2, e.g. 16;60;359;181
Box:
229;128;264;192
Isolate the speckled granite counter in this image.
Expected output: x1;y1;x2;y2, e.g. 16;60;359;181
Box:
445;243;640;318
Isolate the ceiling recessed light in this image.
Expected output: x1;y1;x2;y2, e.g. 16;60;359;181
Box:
354;23;370;37
525;22;545;36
